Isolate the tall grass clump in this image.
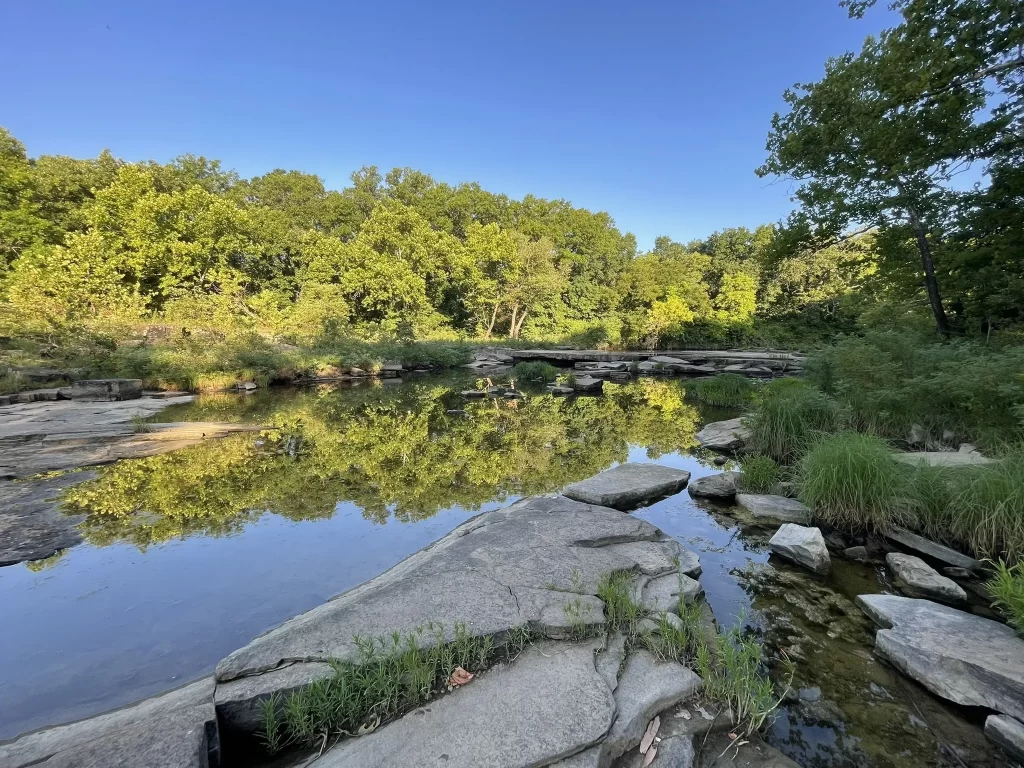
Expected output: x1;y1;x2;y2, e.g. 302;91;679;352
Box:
597;571;644;634
798;432;905;531
689;374;756;407
948;452;1024;561
739;454;781;493
512;361;559;382
985;560;1024;637
749;385;844;463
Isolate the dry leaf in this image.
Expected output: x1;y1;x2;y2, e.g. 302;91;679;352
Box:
642;745;658;767
448;666;474;687
640;716;660;754
357;714;380;735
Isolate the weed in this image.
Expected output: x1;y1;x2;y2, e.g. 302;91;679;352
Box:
129;414;153;434
597;571;644;635
562;597;593;641
985;560;1024;637
739;454;780;493
749;385;844;463
689;374;756;407
512;361;559;382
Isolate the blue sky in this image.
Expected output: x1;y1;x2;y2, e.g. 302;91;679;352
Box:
2;0;893;249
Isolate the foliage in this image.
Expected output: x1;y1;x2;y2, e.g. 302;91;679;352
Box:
688;374;755;408
511;361;558;383
748;385;844;463
985;560;1024;638
597;571;645;635
738;455;781;493
947;452;1024;562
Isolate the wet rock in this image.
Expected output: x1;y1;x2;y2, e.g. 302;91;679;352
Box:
736;494;811;524
884;527;982;572
70;379;143;401
461;389;487;398
550;385;575;395
642;572;704;613
562;463;691;511
985;714;1024;763
943;566;974;580
650;734;695;767
712;456;728;466
697;733;801;767
886;553;967;603
673;364;718;375
769;524;830;575
688;471;740;500
695;418;750;453
857;594;1024;719
637;361;666;374
574;376;605;393
214;496;683;733
844;546;868;562
315;641;615;768
0;676;218;768
0;471;90;567
893;451;994;467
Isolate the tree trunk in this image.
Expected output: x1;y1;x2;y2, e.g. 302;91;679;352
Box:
513;308;529;339
508;304;519;339
484;303;499;340
906;206;951;337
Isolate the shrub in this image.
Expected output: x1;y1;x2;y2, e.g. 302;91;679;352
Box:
985;560;1024;637
749;386;844;463
512;361;559;382
798;432;906;531
739;455;781;493
688;374;756;407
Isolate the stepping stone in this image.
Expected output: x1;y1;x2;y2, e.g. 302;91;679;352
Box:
688;471;740;500
70;379;143;401
886;553;967;603
885;527;981;571
562;463;691;510
985;714;1024;764
695;418;750;453
736;494;811;523
857;594;1024;720
769;524;830;575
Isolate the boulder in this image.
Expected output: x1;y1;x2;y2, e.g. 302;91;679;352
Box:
673;364;717;375
985;715;1024;764
736;494;811;524
844;545;869;562
769;524;830;575
636;361;666;374
885;553;967;603
69;379;143;401
893;451;994;467
380;361;404;372
695;418;750;453
857;594;1024;720
562;463;691;511
688;471;740;500
641;572;704;614
550;386;575;396
573;376;604;393
884;527;982;571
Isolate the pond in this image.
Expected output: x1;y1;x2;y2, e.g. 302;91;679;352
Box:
0;373;1003;766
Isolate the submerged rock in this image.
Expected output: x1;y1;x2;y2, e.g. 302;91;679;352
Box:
857;594;1024;720
886;553;967;603
844;545;869;562
985;714;1024;764
688;471;740;500
0;472;90;566
884;527;981;571
562;463;691;510
769;524;830;575
695;418;750;453
736;494;811;524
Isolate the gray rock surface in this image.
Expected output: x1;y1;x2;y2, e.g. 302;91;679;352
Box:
858;594;1024;719
697;735;801;768
0;677;217;768
844;546;868;562
736;494;811;524
695;418;750;453
562;463;691;510
985;714;1024;763
574;375;605;393
0;471;91;566
886;553;967;603
314;641;616;768
893;451;994;467
688;471;740;500
642;572;704;614
769;524;830;575
70;379;143;401
884;527;982;571
215;495;684;733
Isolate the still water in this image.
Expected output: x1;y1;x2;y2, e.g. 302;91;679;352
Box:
0;374;1003;766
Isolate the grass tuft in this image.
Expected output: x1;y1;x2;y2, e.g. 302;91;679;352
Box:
985;560;1024;637
688;374;756;407
948;452;1024;561
749;384;844;463
739;454;781;493
512;361;559;382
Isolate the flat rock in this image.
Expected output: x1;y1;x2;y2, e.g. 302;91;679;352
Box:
736;494;810;524
769;524;830;575
0;472;92;567
70;379;143;401
215;496;683;733
857;594;1024;719
885;527;981;571
886;553;966;603
574;376;605;393
985;714;1024;763
314;641;615;768
695;418;750;453
0;676;217;768
562;463;691;510
893;451;994;467
688;471;740;500
641;572;704;614
672;364;718;375
844;546;868;562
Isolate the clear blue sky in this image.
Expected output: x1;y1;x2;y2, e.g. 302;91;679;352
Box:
1;0;893;250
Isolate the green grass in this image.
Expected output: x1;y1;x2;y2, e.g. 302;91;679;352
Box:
749;384;844;463
129;414;153;434
985;560;1024;637
512;361;559;382
739;454;781;493
688;374;756;407
597;571;645;635
948;452;1024;561
798;432;906;532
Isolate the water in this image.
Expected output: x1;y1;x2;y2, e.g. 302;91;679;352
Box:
0;374;1004;765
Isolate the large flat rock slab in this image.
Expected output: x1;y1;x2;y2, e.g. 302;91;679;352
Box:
695;418;751;453
893;451;995;467
562;463;691;510
0;676;217;768
857;594;1024;719
315;641;616;768
215;496;683;733
736;494;810;524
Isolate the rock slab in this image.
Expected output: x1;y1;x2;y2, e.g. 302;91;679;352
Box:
985;714;1024;763
736;494;811;524
695;418;750;453
858;594;1024;720
769;524;830;575
562;463;691;510
884;527;981;571
688;471;740;500
70;379;143;401
885;553;966;603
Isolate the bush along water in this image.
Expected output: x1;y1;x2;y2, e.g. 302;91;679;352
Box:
688;373;756;408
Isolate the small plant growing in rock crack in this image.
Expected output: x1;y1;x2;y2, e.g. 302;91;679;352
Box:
260;621;535;754
597;571;644;637
129;414;153;433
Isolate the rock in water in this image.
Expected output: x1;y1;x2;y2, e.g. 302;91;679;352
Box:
562;463;691;510
641;572;704;613
857;594;1024;720
885;553;967;603
769;524;830;575
695;418;750;453
884;527;982;571
736;494;811;523
688;471;740;500
985;715;1024;764
573;375;604;393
